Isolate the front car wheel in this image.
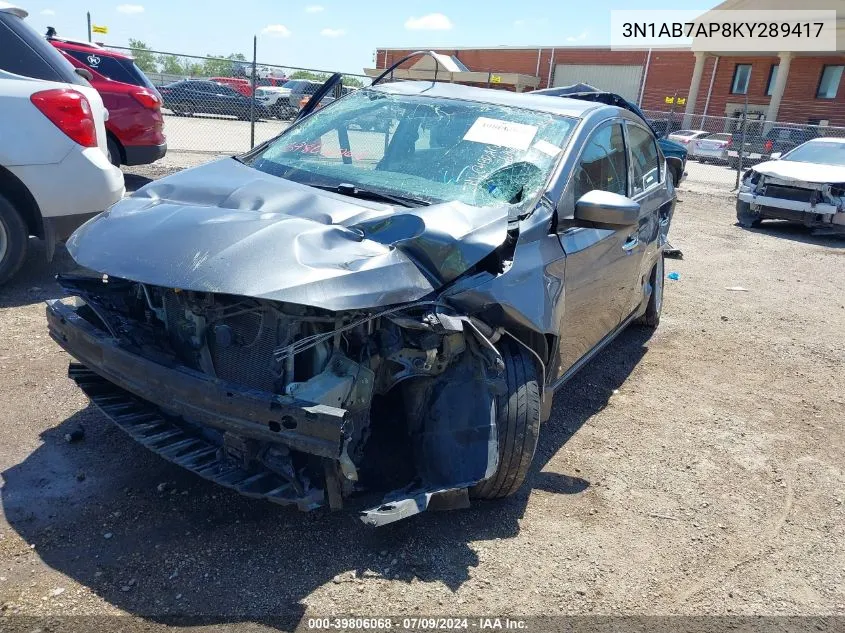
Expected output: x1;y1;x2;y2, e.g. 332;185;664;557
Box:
470;340;541;500
736;200;762;228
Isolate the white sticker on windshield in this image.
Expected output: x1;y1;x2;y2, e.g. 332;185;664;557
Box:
533;139;561;157
463;117;538;150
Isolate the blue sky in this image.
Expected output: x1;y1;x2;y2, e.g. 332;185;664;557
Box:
24;1;719;75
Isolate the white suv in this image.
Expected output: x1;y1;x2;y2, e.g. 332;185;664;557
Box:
0;3;125;284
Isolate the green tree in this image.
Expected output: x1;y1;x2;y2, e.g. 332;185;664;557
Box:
288;70;364;88
128;39;157;73
201;53;247;78
157;54;184;75
289;70;331;82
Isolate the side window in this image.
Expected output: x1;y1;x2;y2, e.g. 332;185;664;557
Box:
627;124;660;194
0;14;84;85
572;123;628;202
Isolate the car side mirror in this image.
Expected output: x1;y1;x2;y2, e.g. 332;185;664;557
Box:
769;152;782;160
75;67;94;81
574;190;640;226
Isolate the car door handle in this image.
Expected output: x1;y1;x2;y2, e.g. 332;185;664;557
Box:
623;234;639;251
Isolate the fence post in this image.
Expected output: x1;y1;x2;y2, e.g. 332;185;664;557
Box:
250;35;257;150
734;94;748;190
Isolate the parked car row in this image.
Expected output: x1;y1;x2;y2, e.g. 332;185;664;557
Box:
159;80;272;120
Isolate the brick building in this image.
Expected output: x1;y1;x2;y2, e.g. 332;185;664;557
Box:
373;0;845;127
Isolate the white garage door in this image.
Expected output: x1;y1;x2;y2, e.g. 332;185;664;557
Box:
553;64;644;103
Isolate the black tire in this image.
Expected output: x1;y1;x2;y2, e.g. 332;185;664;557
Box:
0;194;29;285
636;251;664;328
106;136;121;167
470;341;541;500
736;200;762;228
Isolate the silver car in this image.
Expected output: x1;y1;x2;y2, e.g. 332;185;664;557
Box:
691;132;732;163
46;81;675;525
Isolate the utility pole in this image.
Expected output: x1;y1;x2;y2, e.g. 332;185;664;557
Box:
249;35;257;149
86;11;91;42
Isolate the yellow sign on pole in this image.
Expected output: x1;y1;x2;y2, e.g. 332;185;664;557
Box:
490;74;502;84
664;96;674;104
92;24;108;34
677;97;687;105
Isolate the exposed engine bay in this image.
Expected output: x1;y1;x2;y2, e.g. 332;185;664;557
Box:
50;273;509;525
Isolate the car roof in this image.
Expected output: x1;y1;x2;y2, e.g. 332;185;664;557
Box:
50;39;133;59
0;2;26;17
801;136;845;143
370;81;600;117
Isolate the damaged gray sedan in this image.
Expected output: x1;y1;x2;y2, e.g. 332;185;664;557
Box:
46;80;675;525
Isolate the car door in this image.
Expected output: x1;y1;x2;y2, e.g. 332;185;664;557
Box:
192;82;220;114
215;84;245;116
556;120;640;373
625;120;667;315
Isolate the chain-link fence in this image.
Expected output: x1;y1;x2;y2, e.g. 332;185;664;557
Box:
638;106;845;192
114;45;844;194
108;46;370;155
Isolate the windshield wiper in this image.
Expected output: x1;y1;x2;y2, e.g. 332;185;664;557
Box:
311;183;430;207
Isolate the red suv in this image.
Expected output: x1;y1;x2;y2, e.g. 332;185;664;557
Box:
48;37;166;167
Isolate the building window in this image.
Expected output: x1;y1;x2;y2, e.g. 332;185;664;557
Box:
731;64;752;94
817;65;844;99
766;64;779;96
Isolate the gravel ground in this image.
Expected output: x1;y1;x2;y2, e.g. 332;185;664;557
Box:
0;159;843;632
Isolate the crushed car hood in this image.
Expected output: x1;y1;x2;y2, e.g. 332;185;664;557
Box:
754;160;845;185
66;159;509;311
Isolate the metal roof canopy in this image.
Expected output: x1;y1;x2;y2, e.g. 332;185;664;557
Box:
365;52;540;92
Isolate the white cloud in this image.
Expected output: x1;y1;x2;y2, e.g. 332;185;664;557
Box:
320;28;345;37
116;4;144;14
513;19;525;27
566;31;589;42
305;5;324;12
261;24;292;37
41;8;56;15
404;13;453;31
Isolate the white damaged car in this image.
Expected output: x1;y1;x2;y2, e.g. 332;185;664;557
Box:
737;137;845;235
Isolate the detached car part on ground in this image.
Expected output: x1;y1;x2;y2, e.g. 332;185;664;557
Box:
47;79;674;525
737;138;845;235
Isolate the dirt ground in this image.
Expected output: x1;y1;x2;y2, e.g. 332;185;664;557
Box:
0;160;843;631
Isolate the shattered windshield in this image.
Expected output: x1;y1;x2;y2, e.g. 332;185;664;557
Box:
783;140;845;166
243;89;576;209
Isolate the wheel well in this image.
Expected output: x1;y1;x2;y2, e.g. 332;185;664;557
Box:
0;165;43;238
106;131;125;164
500;325;555;384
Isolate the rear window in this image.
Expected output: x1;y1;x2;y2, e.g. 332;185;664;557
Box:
63;49;156;90
0;13;85;85
709;133;732;141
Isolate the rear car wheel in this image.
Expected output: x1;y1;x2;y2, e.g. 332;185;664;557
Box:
0;194;29;285
470;341;541;500
637;251;664;328
106;137;121;167
736;200;762;228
